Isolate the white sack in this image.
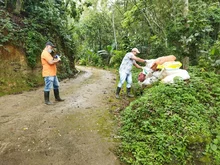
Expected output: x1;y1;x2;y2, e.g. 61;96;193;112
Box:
145;59;156;68
161;69;190;83
142;76;159;86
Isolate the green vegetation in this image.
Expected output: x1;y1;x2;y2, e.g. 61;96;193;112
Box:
119;67;220;164
0;0;83;95
74;0;220;74
74;3;220;163
0;0;80;70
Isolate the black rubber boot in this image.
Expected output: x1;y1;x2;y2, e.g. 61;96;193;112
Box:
54;89;64;101
115;87;121;99
127;88;134;98
44;91;53;105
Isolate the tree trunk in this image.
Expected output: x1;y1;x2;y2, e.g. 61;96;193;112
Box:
183;0;189;28
15;0;23;14
112;8;117;50
183;0;189;64
182;56;189;70
183;0;188;18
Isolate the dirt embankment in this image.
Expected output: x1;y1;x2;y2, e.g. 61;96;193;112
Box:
0;66;124;165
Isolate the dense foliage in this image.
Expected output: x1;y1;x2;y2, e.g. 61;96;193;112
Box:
119;67;220;164
0;0;82;76
75;0;219;73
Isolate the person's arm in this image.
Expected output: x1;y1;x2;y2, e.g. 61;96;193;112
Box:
47;58;60;65
131;55;146;63
43;53;60;65
133;62;143;69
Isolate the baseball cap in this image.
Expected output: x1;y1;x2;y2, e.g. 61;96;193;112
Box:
132;48;140;53
46;41;56;47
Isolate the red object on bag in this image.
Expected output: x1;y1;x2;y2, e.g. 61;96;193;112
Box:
138;72;146;82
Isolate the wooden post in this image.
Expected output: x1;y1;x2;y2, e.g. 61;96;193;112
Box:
182;56;189;70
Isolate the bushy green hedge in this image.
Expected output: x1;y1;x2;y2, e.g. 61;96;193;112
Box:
119;67;220;164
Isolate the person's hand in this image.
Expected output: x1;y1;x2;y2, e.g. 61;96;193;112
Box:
57;56;61;61
55;54;61;61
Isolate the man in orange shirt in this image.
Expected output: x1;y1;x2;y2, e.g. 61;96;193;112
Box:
41;41;64;105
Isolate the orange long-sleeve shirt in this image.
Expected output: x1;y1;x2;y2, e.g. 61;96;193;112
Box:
41;49;57;77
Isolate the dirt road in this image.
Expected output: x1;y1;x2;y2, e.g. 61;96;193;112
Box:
0;66;122;165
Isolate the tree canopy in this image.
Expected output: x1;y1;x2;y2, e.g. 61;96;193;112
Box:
75;0;220;72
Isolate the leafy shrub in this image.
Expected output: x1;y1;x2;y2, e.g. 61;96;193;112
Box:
0;8;21;46
90;52;103;67
119;67;220;164
78;49;103;67
166;1;220;66
57;55;75;79
109;50;126;68
24;28;46;68
199;37;220;74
